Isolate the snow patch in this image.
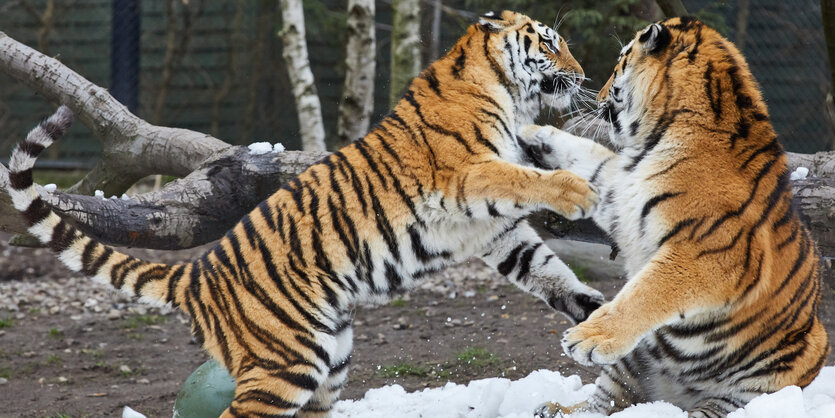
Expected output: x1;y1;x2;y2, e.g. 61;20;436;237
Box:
43;183;57;192
121;406;146;418
248;142;286;155
334;367;835;418
94;190;105;200
790;166;809;180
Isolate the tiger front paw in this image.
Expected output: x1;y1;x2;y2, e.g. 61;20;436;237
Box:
546;170;598;220
560;304;638;366
544;283;604;325
518;124;569;170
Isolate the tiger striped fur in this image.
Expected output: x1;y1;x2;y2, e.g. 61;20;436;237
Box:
522;17;830;418
2;11;605;417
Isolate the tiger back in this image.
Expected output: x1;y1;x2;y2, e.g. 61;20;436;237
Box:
518;17;830;418
2;11;605;417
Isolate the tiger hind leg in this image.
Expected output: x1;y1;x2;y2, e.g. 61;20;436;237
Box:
687;396;748;418
535;355;649;417
298;326;354;417
221;362;327;418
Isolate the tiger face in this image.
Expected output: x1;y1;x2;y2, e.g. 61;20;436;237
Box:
479;10;585;115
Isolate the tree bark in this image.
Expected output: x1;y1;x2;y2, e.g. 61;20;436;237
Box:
655;0;688;18
337;0;376;146
1;31;833;258
279;0;327;152
390;0;421;107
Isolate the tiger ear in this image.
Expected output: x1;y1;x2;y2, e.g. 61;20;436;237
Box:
638;23;671;55
478;10;511;32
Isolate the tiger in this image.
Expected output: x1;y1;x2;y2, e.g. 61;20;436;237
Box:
1;11;606;417
518;17;830;418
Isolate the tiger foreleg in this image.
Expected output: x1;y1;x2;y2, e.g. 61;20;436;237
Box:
455;159;598;221
479;220;603;324
562;247;724;366
516;124;619;183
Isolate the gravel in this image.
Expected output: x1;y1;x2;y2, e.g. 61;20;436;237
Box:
0;254;506;320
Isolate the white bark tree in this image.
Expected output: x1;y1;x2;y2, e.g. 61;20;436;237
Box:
1;31;833;258
279;0;327;151
429;0;442;62
337;0;376;145
390;0;422;107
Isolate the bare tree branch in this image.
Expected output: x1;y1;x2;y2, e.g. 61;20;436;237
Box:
0;31;229;197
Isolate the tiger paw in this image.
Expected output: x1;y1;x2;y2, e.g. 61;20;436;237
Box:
561;304;638;366
544;284;604;325
516;125;563;170
533;401;588;418
546;170;598;221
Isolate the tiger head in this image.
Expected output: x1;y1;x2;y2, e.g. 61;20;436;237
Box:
597;17;770;148
477;10;585;118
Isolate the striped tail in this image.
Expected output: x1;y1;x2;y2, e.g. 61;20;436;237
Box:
2;106;186;307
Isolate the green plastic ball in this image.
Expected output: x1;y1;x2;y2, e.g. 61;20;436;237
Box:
173;359;235;418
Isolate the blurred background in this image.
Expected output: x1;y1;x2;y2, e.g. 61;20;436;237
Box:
0;0;832;172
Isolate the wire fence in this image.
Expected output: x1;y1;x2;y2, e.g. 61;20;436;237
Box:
0;0;831;168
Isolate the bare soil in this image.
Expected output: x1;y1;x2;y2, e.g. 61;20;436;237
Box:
0;236;832;418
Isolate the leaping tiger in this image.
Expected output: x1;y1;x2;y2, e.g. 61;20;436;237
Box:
520;17;830;418
2;11;604;417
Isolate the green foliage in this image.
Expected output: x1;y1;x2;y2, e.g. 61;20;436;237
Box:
122;314;167;329
570;263;592;283
390;297;408;307
47;328;63;338
455;347;501;368
47;355;62;365
0;317;13;329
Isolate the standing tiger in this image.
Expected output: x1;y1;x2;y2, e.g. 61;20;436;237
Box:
1;11;605;417
521;17;830;418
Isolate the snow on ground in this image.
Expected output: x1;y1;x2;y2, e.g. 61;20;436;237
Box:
333;366;835;418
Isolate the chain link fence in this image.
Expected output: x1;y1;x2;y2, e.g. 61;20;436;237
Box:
689;0;833;153
0;0;831;168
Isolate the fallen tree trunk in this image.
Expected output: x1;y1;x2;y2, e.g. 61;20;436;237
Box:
1;31;833;258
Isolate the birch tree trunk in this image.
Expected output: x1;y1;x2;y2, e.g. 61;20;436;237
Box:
279;0;326;151
337;0;376;145
429;0;442;62
390;0;422;107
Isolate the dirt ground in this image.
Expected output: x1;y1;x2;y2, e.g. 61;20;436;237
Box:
0;235;833;418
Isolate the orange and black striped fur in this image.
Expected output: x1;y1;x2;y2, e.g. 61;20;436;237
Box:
2;11;605;417
521;18;830;417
